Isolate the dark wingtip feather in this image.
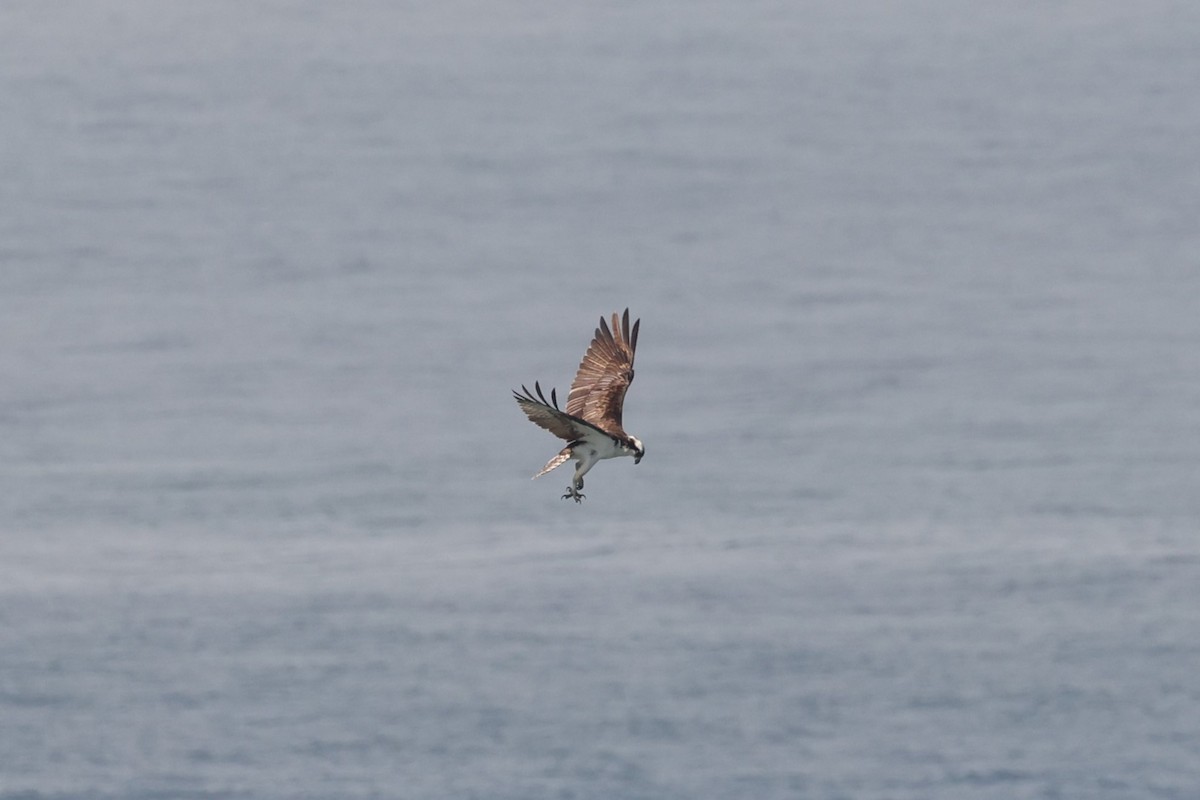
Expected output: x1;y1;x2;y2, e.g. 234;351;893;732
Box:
516;384;545;405
527;381;561;408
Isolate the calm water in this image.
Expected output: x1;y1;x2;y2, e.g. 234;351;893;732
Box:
3;2;1199;798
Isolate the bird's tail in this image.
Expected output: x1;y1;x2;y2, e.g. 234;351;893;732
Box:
533;448;572;479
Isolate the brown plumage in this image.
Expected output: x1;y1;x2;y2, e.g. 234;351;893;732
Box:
565;308;639;437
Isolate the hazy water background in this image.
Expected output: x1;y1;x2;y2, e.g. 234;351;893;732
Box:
3;2;1199;798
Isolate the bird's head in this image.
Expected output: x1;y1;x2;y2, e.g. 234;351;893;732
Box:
629;437;644;464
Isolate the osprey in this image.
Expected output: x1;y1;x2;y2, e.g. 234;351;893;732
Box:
514;309;644;503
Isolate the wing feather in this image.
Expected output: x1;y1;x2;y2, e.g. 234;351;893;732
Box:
513;382;613;443
565;308;638;436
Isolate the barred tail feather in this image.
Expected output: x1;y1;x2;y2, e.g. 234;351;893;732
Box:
533;449;572;479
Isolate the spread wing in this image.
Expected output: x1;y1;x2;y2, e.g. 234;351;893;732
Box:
566;309;639;436
513;382;613;444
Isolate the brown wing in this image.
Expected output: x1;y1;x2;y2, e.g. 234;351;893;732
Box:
565;309;639;436
513;382;609;443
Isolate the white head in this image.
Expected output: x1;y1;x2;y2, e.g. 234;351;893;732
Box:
628;436;644;464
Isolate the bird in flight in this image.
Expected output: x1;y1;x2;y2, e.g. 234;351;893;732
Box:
514;309;644;503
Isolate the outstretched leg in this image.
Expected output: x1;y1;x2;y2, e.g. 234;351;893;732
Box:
561;453;597;503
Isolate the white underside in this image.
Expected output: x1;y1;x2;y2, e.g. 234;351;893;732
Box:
533;430;630;481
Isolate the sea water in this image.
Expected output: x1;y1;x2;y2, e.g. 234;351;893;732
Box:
3;2;1198;797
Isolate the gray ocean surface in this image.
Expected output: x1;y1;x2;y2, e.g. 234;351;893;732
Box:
3;2;1199;798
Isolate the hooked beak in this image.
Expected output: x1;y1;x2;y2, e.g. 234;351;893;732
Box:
634;454;643;465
